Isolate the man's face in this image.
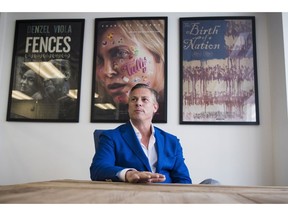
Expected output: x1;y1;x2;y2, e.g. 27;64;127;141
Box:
128;87;158;122
20;70;37;95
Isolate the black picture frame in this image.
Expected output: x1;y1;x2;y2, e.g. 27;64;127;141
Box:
6;19;85;122
91;17;168;123
180;16;259;125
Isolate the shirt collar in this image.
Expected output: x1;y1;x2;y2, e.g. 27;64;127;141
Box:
130;120;155;140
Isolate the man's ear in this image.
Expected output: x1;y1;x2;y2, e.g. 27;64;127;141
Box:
153;103;159;113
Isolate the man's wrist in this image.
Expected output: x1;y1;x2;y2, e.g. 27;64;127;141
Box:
125;170;134;182
117;168;136;182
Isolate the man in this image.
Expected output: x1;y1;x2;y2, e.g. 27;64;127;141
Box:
20;69;43;100
90;83;192;183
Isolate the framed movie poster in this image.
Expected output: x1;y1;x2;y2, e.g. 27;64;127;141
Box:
91;17;168;123
6;19;85;122
180;17;259;125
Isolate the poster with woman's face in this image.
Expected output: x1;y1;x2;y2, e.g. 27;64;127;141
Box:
91;17;167;123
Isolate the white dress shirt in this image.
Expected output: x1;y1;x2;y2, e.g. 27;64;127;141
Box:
117;121;157;181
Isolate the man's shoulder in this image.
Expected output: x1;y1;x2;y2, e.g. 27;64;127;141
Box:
154;126;177;139
103;122;130;135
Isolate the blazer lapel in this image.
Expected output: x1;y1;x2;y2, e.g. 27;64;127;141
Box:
121;122;151;171
154;128;164;173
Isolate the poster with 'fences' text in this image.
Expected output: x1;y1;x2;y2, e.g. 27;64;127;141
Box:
7;19;85;122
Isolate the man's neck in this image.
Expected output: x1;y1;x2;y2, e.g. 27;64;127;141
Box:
130;119;152;135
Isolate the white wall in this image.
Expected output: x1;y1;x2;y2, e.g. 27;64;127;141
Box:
0;12;286;186
270;13;288;185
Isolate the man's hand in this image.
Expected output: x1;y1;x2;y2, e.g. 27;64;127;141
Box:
125;170;166;183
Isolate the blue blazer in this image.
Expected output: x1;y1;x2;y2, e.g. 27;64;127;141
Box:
90;122;192;184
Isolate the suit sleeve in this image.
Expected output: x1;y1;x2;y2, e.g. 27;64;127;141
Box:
90;132;123;182
170;138;192;184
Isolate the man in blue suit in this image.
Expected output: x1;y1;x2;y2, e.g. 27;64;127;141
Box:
90;83;192;184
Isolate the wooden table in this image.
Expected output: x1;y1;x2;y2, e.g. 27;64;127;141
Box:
1;179;288;203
